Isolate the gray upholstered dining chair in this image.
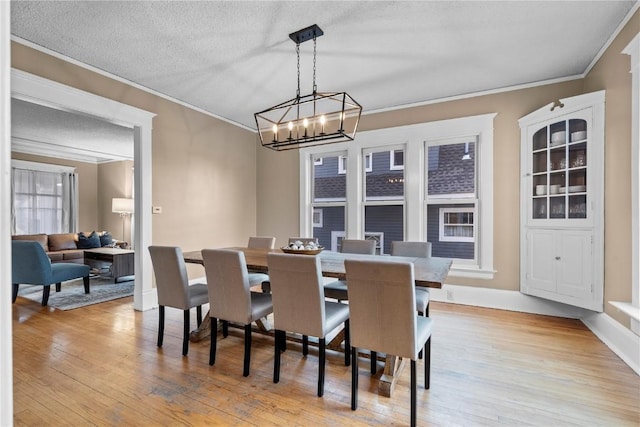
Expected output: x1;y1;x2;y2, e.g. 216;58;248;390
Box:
148;246;209;356
391;241;432;258
262;236;336;293
391;241;432;318
202;248;274;377
247;236;276;289
323;239;377;301
344;258;433;427
267;252;351;397
248;236;276;249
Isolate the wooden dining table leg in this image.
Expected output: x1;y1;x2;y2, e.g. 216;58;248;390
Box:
190;309;212;342
191;311;272;342
378;355;406;398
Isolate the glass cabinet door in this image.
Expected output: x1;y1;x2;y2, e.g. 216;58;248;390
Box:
531;118;587;220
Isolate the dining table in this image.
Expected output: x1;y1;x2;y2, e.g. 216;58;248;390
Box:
183;246;452;397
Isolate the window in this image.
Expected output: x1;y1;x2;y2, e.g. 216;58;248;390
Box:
300;113;495;279
313;208;323;227
339;153;372;173
311;153;346;248
11;160;78;234
427;139;477;262
440;207;475;242
338;156;347;174
390;149;404;170
364;148;404;254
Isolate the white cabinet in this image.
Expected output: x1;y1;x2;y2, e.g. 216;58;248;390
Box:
525;229;594;307
519;91;604;312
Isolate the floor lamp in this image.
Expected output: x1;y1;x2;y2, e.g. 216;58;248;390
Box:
112;198;134;245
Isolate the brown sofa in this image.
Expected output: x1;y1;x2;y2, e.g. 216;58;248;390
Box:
11;232;126;264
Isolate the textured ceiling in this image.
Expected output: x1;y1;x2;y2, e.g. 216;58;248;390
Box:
11;98;134;163
9;1;638;161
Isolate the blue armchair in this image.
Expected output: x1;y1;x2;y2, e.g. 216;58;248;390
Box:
12;240;91;306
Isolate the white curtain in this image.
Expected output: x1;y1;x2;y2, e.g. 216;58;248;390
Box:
11;167;78;235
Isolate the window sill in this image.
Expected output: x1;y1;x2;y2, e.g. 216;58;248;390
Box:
609;301;640;322
449;265;495;280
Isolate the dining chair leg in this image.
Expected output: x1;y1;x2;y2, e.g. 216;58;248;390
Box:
56;282;61;292
425;337;431;389
12;284;19;303
197;305;202;327
243;324;252;377
222;320;229;338
209;317;218;365
370;351;377;374
344;320;351;366
42;285;51;306
411;360;417;427
318;338;326;397
83;276;90;293
182;310;190;356
273;330;282;383
302;335;309;356
157;305;165;347
351;347;358;410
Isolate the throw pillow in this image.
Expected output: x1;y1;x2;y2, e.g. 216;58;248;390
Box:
99;231;114;247
77;231;101;249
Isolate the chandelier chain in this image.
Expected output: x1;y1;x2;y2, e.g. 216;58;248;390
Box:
313;36;317;93
296;42;301;99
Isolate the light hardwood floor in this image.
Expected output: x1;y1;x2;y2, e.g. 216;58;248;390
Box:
11;295;640;426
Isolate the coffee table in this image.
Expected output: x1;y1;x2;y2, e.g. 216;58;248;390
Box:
84;248;135;283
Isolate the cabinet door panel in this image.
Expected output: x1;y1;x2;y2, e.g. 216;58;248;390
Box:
526;229;556;292
556;231;592;300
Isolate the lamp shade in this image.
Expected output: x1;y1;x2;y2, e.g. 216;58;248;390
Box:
112;198;134;214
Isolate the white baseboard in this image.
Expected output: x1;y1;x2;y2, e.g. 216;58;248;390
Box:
430;284;640;375
134;288;158;312
582;311;640;375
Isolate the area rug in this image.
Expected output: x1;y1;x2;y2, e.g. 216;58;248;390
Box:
17;277;134;310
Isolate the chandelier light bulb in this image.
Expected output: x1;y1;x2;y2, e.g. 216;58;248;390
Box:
288;121;293;140
320;115;326;134
303;118;309;138
272;124;278;142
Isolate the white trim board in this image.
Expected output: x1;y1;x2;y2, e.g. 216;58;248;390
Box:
430;284;640;375
11;68;158;312
0;0;14;422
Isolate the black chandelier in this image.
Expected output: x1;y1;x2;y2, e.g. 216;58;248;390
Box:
254;24;362;151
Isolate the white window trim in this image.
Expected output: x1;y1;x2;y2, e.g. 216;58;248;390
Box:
312;208;323;228
439;207;475;243
620;33;640;330
300;113;496;279
390;149;404;170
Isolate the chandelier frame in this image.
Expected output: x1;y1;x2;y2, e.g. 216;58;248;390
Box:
254;24;362;151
